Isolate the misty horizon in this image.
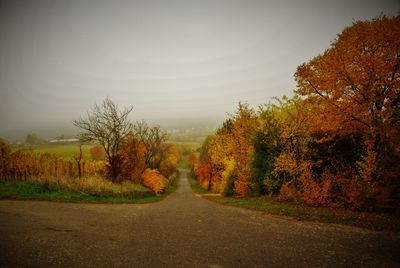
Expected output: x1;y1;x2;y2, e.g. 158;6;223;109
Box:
1;0;398;141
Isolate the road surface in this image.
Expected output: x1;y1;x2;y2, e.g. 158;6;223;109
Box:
0;170;399;267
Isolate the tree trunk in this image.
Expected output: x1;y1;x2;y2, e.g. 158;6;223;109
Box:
109;157;119;183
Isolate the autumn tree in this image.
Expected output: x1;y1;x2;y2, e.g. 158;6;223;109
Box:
196;135;216;191
252;102;281;195
268;97;311;198
187;152;198;175
159;143;180;177
0;139;11;179
119;135;146;182
230;102;258;196
201;133;229;192
119;123;177;182
295;16;400;208
196;103;258;196
133;121;168;170
73;98;133;183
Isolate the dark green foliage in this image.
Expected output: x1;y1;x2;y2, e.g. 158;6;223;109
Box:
25;133;47;146
251;107;281;195
220;118;233;134
309;133;365;177
223;174;237;197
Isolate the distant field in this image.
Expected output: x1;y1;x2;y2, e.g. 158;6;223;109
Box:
16;140;202;161
168;141;201;152
20;144;94;160
168;127;211;144
178;155;189;169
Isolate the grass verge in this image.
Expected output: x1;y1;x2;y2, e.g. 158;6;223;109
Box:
0;173;180;204
188;173;400;232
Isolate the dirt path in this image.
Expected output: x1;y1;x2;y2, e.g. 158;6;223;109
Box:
0;170;399;267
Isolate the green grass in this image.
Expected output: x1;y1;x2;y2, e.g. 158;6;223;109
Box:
119;183;150;192
21;144;94;160
187;173;400;232
0;181;152;203
0;173;180;204
168;131;208;144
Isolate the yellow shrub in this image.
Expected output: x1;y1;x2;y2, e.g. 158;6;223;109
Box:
141;169;167;194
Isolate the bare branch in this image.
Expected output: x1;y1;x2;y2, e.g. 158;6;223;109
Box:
73;98;133;182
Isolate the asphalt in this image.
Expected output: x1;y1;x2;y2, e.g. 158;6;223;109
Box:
0;170;399;267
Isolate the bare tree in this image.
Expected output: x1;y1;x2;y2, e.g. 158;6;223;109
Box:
73;98;133;183
73;142;83;180
133;121;168;170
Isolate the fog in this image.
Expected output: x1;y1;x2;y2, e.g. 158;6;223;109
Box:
0;0;398;140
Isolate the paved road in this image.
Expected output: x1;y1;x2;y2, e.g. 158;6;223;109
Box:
0;170;399;267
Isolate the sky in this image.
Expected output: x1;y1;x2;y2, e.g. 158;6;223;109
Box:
0;0;398;139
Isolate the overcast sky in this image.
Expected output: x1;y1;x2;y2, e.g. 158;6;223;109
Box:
0;0;398;138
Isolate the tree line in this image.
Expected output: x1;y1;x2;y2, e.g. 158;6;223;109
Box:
190;16;400;211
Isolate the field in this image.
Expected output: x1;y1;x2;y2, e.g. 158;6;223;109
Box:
168;127;211;144
167;127;209;153
19;141;201;161
21;144;94;160
168;141;201;156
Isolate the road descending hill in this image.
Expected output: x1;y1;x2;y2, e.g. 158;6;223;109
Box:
0;170;399;267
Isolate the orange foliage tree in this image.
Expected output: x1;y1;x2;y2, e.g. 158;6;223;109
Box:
159;144;180;178
196;160;213;190
196;103;258;196
119;135;147;183
119;134;179;184
295;16;400;208
133;121;168;170
230;103;258;196
187;153;197;172
270;97;310;201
